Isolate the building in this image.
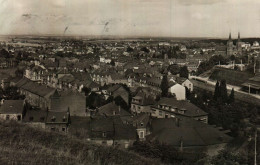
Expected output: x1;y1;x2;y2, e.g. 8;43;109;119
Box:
50;90;86;117
147;117;232;154
131;91;155;114
226;32;243;56
174;77;194;92
0;100;25;121
87;116;137;148
151;97;208;123
45;110;70;133
227;33;234;56
16;78;56;109
168;83;186;100
126;113;151;141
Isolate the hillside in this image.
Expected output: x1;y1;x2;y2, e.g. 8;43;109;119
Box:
208;67;254;86
0;120;161;165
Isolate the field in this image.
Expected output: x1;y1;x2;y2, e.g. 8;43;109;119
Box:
208;67;254;86
0;120;161;165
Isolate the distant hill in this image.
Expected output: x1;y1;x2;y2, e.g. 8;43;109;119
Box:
0;120;160;165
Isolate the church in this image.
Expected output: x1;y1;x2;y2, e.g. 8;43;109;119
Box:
226;32;243;56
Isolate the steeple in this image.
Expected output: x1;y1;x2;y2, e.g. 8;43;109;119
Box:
229;32;232;40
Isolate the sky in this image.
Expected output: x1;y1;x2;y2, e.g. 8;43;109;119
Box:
0;0;260;38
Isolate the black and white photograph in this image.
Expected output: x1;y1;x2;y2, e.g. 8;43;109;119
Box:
0;0;259;164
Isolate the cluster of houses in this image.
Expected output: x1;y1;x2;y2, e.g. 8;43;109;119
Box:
0;39;235;154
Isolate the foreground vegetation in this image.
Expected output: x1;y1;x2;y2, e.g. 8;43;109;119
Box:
0;120;161;165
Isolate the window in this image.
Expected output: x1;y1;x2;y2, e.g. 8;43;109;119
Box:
62;116;66;122
6;115;10;120
62;127;66;132
159;111;162;116
140;122;144;127
51;116;56;122
139;131;144;138
29;117;34;121
51;127;55;131
40;117;45;122
17;115;21;121
102;132;107;137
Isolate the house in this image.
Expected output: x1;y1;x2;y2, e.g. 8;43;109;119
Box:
241;73;260;94
87;116;137;148
50;90;86;117
45;110;70;133
131;91;155;114
147;117;232;154
23;109;47;129
0;100;25;121
168;83;186;100
16;78;56;109
97;102;131;123
126;113;150;141
107;85;129;105
175;77;193;92
24;64;47;83
151;97;208;123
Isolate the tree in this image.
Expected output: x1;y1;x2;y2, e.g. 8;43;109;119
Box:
219;79;228;102
213;81;220;100
160;75;169;97
82;87;91;96
110;60;115;66
167;64;180;75
114;96;128;110
180;66;189;79
229;88;235;103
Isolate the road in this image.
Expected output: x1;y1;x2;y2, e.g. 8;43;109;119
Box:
190;76;260;106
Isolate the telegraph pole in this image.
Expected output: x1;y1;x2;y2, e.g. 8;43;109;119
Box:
254;130;257;165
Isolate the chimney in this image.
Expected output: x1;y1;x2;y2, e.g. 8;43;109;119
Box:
1;99;4;105
175;118;180;127
180;137;183;152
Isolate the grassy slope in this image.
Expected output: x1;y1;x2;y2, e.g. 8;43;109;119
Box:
208;67;254;86
0;120;161;165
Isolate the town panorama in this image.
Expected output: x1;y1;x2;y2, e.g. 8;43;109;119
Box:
0;1;259;165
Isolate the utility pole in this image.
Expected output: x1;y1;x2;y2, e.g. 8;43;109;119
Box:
254;130;257;165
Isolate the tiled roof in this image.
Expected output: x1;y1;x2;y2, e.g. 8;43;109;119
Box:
0;100;24;114
17;78;56;98
154;98;207;117
98;102;131;117
148;117;232;147
23;109;47;122
45;111;69;124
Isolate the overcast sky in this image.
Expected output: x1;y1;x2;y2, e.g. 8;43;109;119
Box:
0;0;259;38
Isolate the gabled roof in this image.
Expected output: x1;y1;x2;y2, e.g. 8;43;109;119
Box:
17;78;56;98
45;111;69;124
98;102;131;117
175;77;189;84
23;109;47;123
147;117;232;147
0;100;24;114
154;98;207;117
133;91;155;106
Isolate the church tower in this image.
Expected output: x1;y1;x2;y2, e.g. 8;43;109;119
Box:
237;32;242;55
227;32;233;56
